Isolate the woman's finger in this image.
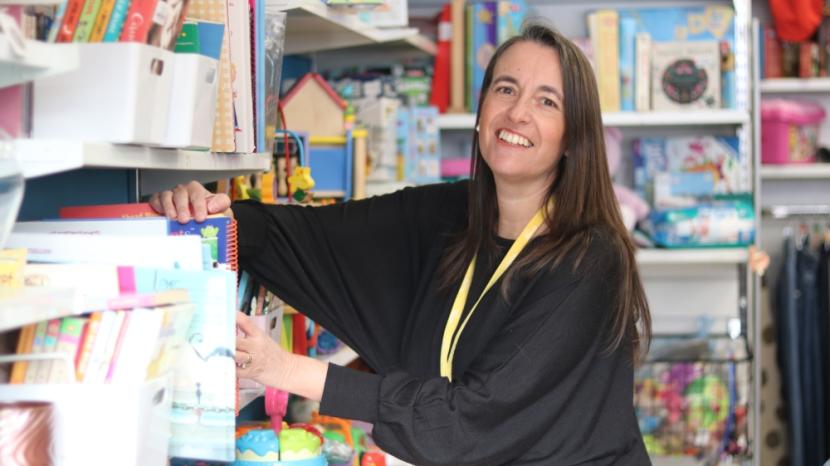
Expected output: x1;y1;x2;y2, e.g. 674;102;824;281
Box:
188;182;208;222
159;190;176;220
236;334;255;353
236;311;261;338
172;185;192;223
206;193;232;216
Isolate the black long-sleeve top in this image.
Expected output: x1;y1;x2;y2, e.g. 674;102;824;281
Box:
234;180;650;466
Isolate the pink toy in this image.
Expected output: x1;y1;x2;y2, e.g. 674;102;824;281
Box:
605;128;650;230
761;98;826;164
265;387;289;436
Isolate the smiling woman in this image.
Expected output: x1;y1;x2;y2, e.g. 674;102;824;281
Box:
151;21;652;466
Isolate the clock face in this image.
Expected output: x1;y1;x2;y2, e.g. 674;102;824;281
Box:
661;59;709;105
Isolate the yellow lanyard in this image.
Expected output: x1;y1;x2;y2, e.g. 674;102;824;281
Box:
439;204;548;381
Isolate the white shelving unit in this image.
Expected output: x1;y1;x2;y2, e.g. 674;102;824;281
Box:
636;248;749;266
438;110;750;130
0;287;81;333
760;163;830;179
277;1;434;55
0;34;78;88
760;78;830;93
4;140;272;195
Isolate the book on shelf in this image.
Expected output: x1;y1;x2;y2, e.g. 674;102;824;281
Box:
17;211;238;271
6;233;205;271
651;41;721;111
587;9;620;112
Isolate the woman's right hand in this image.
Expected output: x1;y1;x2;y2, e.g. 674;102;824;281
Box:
148;180;232;223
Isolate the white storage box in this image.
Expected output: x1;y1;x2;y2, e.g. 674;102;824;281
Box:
163;53;219;149
33;43;174;146
0;376;172;466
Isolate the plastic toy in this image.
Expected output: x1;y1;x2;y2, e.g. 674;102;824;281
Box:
604;127;649;230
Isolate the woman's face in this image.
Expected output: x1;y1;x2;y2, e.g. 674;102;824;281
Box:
478;41;566;188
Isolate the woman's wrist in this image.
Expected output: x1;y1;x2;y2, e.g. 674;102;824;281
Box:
280;353;328;402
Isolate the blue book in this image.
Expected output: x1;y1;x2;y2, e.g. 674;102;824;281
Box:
469;2;497;113
619;16;637;111
126;267;238;462
196;20;225;59
254;0;266;151
496;0;526;46
619;6;736;109
102;0;131;42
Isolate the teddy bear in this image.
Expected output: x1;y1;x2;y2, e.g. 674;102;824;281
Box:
605;127;650;231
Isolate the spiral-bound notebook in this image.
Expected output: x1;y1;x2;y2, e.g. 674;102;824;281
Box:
49;203;238;271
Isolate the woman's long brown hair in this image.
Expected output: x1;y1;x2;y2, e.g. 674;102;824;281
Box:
437;22;651;361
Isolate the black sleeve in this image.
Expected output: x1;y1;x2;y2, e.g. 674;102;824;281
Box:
319;241;622;466
233;182;467;370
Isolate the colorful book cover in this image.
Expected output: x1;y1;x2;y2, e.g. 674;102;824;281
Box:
650;41;721;111
10;324;36;384
49;317;88;383
88;0;118;41
73;0;104;41
24;321;48;384
448;0;466;113
619;15;637;111
48;0;68;42
36;319;62;383
83;311;120;383
55;0;87;42
496;0;526;45
75;311;102;381
59;202;157;218
468;2;497;113
252;0;265;151
102;0;131;41
175;20;200;52
0;86;24;138
763;24;782;79
195;20;224;59
125;267;237;462
588;9;620;112
119;0;161;43
618;6;736;109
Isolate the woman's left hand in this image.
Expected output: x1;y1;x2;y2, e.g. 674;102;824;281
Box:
235;311;295;389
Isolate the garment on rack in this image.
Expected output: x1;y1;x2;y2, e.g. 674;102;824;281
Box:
819;243;830;455
776;236;805;466
796;246;825;466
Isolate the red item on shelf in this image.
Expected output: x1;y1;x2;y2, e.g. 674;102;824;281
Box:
429;4;451;113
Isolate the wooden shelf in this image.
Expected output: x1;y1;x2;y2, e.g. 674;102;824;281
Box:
0;34;78;88
636;248;748;265
760;164;830;179
317;346;358;366
760;78;830;93
276;1;430;55
438;110;749;130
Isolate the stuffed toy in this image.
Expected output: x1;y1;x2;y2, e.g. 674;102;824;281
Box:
604;127;650;231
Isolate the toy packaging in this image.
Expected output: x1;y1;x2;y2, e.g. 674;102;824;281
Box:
634;136;748;208
642;199;755;248
761;98;827;164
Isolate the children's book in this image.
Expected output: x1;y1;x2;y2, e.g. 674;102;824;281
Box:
9;324;35;383
651;41;721;111
122;267;237;462
18;214;237;270
87;0;117;41
618;6;736;109
101;0;131;41
467;2;496;113
73;0;104;41
6;232;204;271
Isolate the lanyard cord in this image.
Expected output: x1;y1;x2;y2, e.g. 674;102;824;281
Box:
439;204;549;381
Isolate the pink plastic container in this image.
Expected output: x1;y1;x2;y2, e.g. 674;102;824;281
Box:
441;157;471;178
761;99;826;164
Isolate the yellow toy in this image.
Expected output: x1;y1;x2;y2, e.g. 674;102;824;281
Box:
288;166;315;203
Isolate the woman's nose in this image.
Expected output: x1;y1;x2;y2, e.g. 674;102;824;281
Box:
507;98;531;124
